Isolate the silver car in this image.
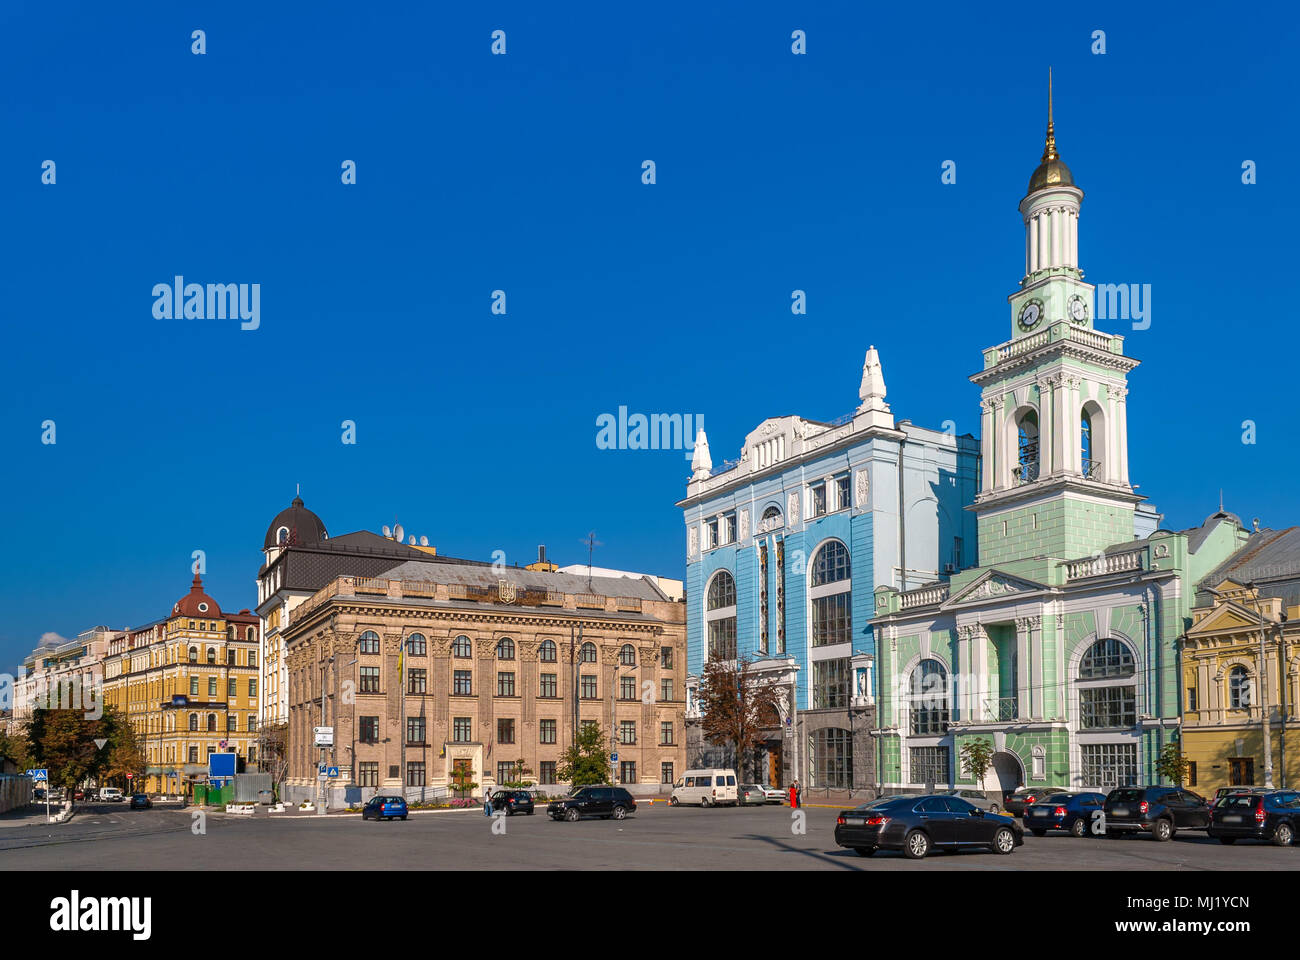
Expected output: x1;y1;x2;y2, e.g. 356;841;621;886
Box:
943;788;1002;814
738;784;767;806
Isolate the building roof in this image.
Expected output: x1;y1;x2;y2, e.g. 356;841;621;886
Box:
171;575;223;619
1196;526;1300;607
376;558;671;602
263;496;328;550
260;530;459;592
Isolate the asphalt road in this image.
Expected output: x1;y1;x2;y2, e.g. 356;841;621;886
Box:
1;802;1296;870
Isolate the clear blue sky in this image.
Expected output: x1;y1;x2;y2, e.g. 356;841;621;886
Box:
1;2;1295;668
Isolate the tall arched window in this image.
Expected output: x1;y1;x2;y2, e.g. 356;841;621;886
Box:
908;659;950;734
226;625;234;640
539;639;557;662
406;633;427;656
247;626;256;642
188;646;197;663
206;647;216;664
207;714;217;732
359;631;380;655
760;505;783;532
497;637;515;660
1081;410;1094;476
1228;666;1252;709
189;713;198;731
809;541;851;647
1016;410;1040;483
619;644;636;666
1078;638;1137;728
579;642;598;663
453;635;472;658
705;571;737;660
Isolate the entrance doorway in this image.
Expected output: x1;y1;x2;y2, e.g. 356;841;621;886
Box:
991;751;1023;794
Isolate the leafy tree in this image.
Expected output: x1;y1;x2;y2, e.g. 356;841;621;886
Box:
100;707;144;785
960;737;996;790
697;655;783;783
1155;741;1190;787
448;761;478;799
26;708;98;795
557;722;608;787
256;722;291;795
0;722;35;772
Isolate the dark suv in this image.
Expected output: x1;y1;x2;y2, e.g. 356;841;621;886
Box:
1102;786;1211;841
547;786;637;822
489;790;535;816
1208;790;1300;846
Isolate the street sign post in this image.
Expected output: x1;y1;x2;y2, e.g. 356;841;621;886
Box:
313;726;334;747
27;769;50;820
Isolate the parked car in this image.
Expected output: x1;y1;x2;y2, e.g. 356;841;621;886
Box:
1002;787;1058;817
942;788;1002;813
547;786;637;821
361;795;408;821
1023;791;1107;837
670;769;738;807
98;788;124;803
738;784;767;806
834;794;1023;859
758;785;785;804
1208;790;1300;846
129;794;152;810
1213;786;1271;804
1102;786;1211;841
73;789;86;801
489;790;535;815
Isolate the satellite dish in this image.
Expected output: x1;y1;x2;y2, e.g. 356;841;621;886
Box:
394;524;405;543
419;536;429;546
408;535;416;545
382;525;392;538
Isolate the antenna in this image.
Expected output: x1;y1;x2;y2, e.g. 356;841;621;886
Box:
383;525;392;538
581;530;603;590
394;524;405;544
408;535;416;545
419;536;429;547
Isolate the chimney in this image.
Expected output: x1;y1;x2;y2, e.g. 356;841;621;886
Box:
537;545;547;564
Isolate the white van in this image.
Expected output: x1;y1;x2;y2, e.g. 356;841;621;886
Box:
98;788;124;802
670;769;738;807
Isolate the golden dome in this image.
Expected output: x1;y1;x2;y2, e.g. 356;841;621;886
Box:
1026;68;1076;194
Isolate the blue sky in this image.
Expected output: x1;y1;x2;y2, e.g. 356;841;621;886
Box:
1;2;1295;667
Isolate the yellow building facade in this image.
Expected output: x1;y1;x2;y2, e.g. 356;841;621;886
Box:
102;576;261;795
1181;578;1300;794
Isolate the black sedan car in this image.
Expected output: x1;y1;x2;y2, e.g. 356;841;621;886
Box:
834;794;1023;859
1023;791;1106;837
1002;787;1059;817
490;790;535;815
547;786;637;822
129;794;152;810
1102;786;1211;840
1207;790;1300;846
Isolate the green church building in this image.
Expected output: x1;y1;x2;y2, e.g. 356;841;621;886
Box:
870;90;1251;795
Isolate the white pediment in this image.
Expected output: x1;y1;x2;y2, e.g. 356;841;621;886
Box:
944;569;1049;607
741;416;831;474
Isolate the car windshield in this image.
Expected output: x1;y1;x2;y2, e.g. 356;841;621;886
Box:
1110;789;1144;802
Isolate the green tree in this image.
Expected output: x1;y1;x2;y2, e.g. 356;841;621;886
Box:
99;707;145;786
1155;741;1190;787
0;722;35;772
449;761;478;799
960;737;996;791
697;655;783;783
557;722;608;787
26;708;98;795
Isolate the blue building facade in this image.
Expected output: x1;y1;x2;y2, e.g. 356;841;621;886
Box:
678;350;979;790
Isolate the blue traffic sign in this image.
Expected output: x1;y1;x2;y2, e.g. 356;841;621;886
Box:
610;753;618;763
26;768;48;782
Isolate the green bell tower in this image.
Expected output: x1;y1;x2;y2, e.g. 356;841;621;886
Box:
970;72;1143;569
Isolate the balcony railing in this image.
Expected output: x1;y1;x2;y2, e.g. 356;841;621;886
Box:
1015;461;1040;485
984;697;1019;722
900;583;950;609
1081;458;1102;480
1065;546;1146;581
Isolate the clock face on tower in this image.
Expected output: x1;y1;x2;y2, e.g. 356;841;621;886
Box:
1068;294;1088;324
1018;300;1043;331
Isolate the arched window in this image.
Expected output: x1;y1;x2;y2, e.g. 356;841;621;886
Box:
539;639;557;662
453;635;472;658
1079;638;1135;679
705;571;737;661
188;646;197;663
1229;666;1252;709
1078;638;1137;728
811;540;850;586
810;541;851;647
206;714;216;732
908;659;950;734
226;625;234;640
619;644;636;666
206;647;216;664
227;648;236;666
1016;409;1040;483
579;642;598;663
359;631;380;655
189;713;198;731
246;626;256;643
406;633;427;656
497;637;515;660
277;526;289;544
707;571;736;609
760;505;783;532
1081;410;1094;475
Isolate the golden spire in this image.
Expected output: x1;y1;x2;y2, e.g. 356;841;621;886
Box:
1041;67;1058;163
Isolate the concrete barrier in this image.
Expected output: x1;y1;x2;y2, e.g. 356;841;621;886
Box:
224;803;256;815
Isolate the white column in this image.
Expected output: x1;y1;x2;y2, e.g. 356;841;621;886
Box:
1051;377;1067;478
957;628;973;721
1029;217;1039;273
1037;381;1053;476
1068;210;1078;267
1038;212;1049;269
1114;386;1130;485
1025;219;1033;275
1066;378;1081;474
1050;208;1060;267
980;400;995;492
1015;619;1030;720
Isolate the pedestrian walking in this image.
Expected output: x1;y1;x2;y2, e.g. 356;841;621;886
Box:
484;790;493;817
793;779;802;809
788;783;797;807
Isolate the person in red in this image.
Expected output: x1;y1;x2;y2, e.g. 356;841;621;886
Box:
788;783;797;807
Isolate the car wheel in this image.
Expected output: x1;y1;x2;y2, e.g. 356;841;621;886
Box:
613;805;627;820
670;796;679;807
1153;818;1173;842
903;829;931;859
1272;822;1294;847
565;808;580;822
1031;828;1047;837
701;797;711;808
1218;836;1236;844
992;827;1017;854
1069;819;1087;838
854;847;874;857
506;807;514;816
